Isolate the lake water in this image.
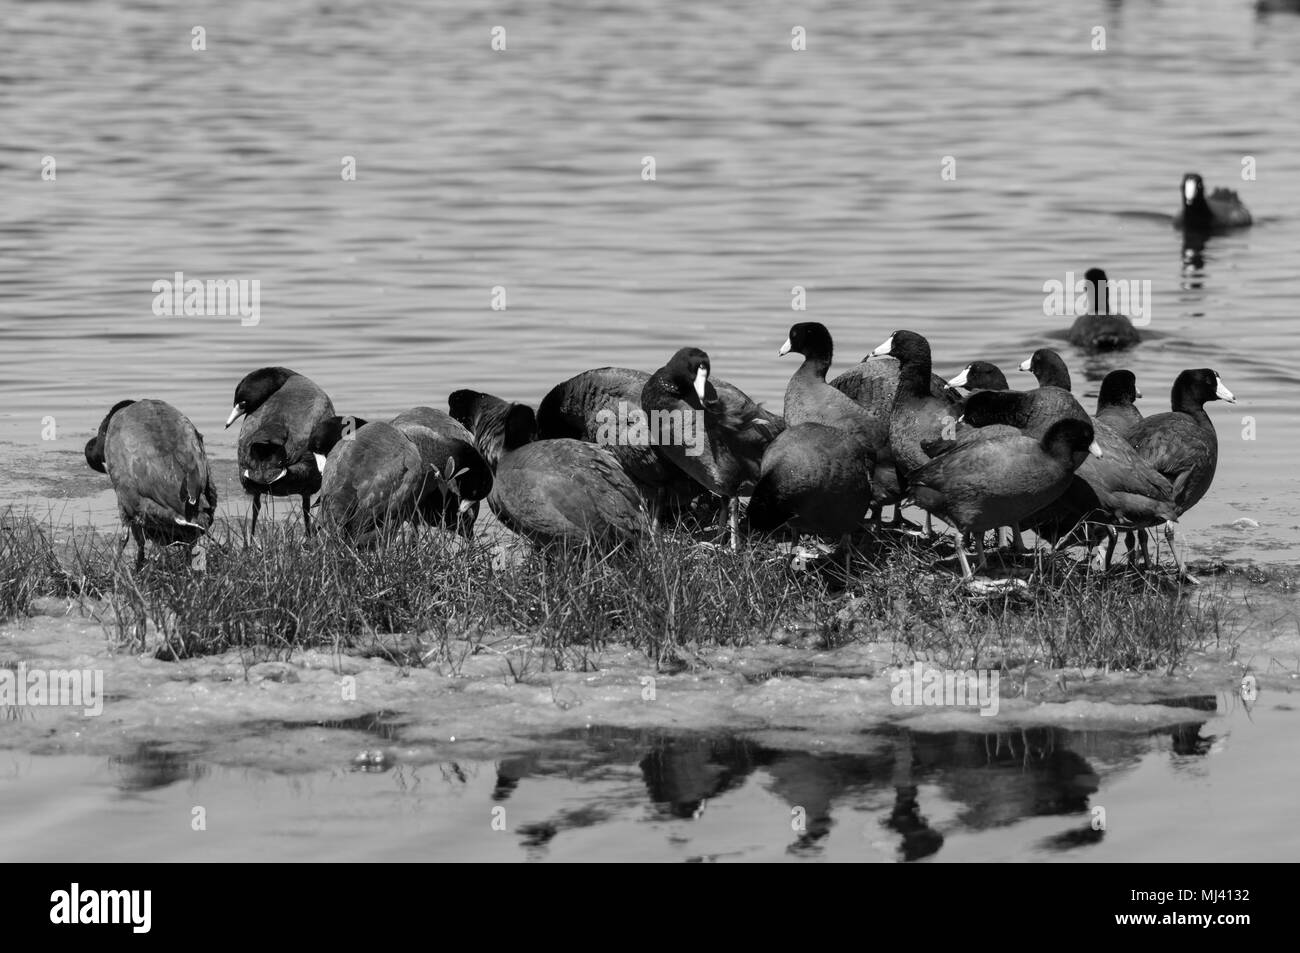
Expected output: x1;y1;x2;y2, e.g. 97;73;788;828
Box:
2;0;1299;562
2;0;1299;862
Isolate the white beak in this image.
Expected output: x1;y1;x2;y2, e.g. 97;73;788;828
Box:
225;404;245;428
1018;357;1032;372
1184;179;1198;204
693;366;708;402
313;453;328;476
1135;387;1143;399
869;334;894;358
946;366;970;389
1088;441;1103;458
457;498;475;515
1215;377;1236;403
778;338;792;357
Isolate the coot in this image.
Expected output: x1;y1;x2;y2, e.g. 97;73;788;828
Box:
86;399;216;569
226;367;335;537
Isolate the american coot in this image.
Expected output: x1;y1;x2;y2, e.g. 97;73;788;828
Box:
908;419;1102;581
963;349;1089;436
830;345;958;525
642;347;781;549
870;330;964;476
390;406;493;538
1128;369;1236;578
310;417;424;544
747;423;873;543
226;367;335;538
536;367;706;519
780;322;878;437
1174;173;1252;234
1095;369;1144;439
1067;268;1141;351
946;361;1009;394
997;354;1175;561
86;399;216;569
747;323;876;548
491;404;646;545
1019;419;1178;561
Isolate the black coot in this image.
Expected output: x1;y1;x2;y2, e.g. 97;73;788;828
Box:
1095;369;1144;439
1174;173;1252;234
536;367;704;519
908;420;1102;580
1066;268;1141;351
226;367;335;537
309;416;425;544
1127;369;1236;578
491;404;646;545
641;347;781;548
390;406;493;538
86;399;216;569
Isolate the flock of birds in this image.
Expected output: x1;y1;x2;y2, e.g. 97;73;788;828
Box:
85;173;1248;584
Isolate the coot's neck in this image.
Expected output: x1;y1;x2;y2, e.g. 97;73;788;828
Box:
1092;281;1111;315
896;352;932;400
1036;363;1071;391
1172;391;1212;427
1184;194;1213;230
795;352;832;383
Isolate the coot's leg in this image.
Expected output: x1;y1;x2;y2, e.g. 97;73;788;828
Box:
1165;520;1197;584
132;524;146;572
249;493;262;540
1103;528;1119;571
955;537;975;581
301;493;313;538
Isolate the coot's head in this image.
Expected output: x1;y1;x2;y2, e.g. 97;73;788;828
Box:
1018;348;1072;390
1181;173;1206;208
870;330;930;366
444;444;494;502
1041;418;1103;468
779;322;833;363
947;361;1008;392
307;415;369;474
1084;268;1110;314
1172;368;1235;408
1098;370;1141;406
227;366;298;428
84;398;137;473
662;347;715;405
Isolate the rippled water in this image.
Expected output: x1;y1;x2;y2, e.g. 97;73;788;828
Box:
1;0;1298;560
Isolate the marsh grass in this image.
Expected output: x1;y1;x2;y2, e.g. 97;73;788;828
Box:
0;509;1236;675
